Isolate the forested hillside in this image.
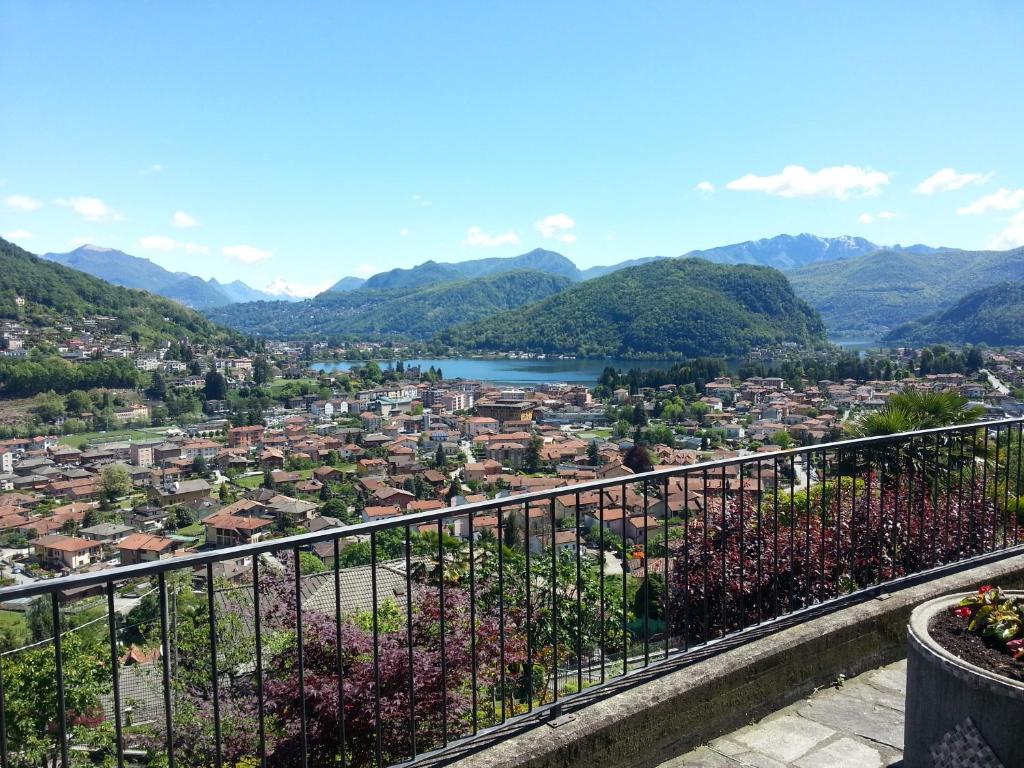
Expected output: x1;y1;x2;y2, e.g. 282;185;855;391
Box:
884;281;1024;346
442;258;827;358
788;246;1024;338
0;237;239;345
207;269;573;339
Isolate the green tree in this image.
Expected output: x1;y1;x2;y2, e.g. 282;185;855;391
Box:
99;464;132;503
434;443;446;469
299;551;326;574
524;435;543;473
146;371;168;401
253;355;273;385
204;371;227;400
64;389;93;415
587;440;601;466
1;633;111;765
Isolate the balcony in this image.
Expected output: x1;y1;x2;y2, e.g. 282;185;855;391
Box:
0;419;1022;767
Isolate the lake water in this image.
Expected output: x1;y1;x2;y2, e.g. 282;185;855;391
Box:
313;358;685;385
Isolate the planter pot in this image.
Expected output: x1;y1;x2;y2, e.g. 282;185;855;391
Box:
904;592;1024;768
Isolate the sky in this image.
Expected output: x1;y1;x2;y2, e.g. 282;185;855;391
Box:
2;2;1023;296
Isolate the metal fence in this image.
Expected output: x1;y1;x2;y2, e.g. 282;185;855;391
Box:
1;418;1023;768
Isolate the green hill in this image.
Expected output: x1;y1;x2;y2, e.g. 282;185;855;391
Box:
441;258;827;358
0;237;238;345
884;281;1024;346
788;246;1024;338
207;269;574;339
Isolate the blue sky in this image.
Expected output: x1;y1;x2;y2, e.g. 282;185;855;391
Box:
2;2;1023;295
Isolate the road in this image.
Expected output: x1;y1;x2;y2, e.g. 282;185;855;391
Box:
981;368;1010;396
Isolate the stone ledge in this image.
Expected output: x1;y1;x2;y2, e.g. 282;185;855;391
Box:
433;553;1024;768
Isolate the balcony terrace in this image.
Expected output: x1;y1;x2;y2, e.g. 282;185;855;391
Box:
0;419;1022;767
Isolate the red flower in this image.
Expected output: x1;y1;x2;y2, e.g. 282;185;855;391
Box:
953;606;972;619
979;585;993;594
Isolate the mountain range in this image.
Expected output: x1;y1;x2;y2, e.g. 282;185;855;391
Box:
41;245;294;309
0;237;238;345
788;246;1024;338
883;281;1024;347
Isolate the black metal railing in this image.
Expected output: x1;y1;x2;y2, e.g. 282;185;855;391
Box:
1;419;1023;767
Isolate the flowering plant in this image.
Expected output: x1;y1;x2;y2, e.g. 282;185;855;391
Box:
954;585;1024;661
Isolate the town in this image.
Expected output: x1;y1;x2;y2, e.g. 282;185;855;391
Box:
1;314;1020;656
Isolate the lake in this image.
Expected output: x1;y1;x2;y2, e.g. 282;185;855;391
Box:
312;357;686;385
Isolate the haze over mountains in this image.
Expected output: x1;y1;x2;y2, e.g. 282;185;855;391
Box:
41;245;295;309
884;281;1024;347
788;246;1024;338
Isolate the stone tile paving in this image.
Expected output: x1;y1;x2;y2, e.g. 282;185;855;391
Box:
659;659;907;768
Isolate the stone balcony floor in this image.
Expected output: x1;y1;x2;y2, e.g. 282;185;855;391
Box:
660;659;907;768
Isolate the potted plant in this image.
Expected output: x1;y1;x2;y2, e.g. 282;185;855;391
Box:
904;585;1024;767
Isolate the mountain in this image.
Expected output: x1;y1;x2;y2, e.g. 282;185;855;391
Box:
883;282;1024;346
441;258;827;358
682;234;945;271
578;256;666;280
211;278;282;304
788;246;1024;339
42;245;284;308
207;269;574;339
351;248;580;293
0;237;238;344
327;276;367;293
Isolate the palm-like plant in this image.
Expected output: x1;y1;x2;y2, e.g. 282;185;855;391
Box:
845;388;989;490
849;389;985;437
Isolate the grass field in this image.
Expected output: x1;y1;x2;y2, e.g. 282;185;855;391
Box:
59;427;169;447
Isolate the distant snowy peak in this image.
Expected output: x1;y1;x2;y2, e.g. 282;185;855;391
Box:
263;278;324;299
683;234;945;271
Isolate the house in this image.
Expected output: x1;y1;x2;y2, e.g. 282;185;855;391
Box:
118;533;178;565
202;500;275;547
78;522;135;545
528;529;579;555
129;440;162;468
485;442;527;469
150;479;212;507
228;425;265;449
33;534;103;570
312;466;345;484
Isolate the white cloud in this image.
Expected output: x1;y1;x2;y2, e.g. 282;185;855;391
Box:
726;165;889;199
5;194;42;212
3;229;32;240
56;196;120;221
535;213;577;242
695;181;715;194
991;210;1024;250
172;210;198;228
411;194;431;208
463;226;520;247
957;188;1024;216
915;168;991;195
400;228;410;236
222;244;272;264
139;235;208;254
858;211;897;224
150;164;163;173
